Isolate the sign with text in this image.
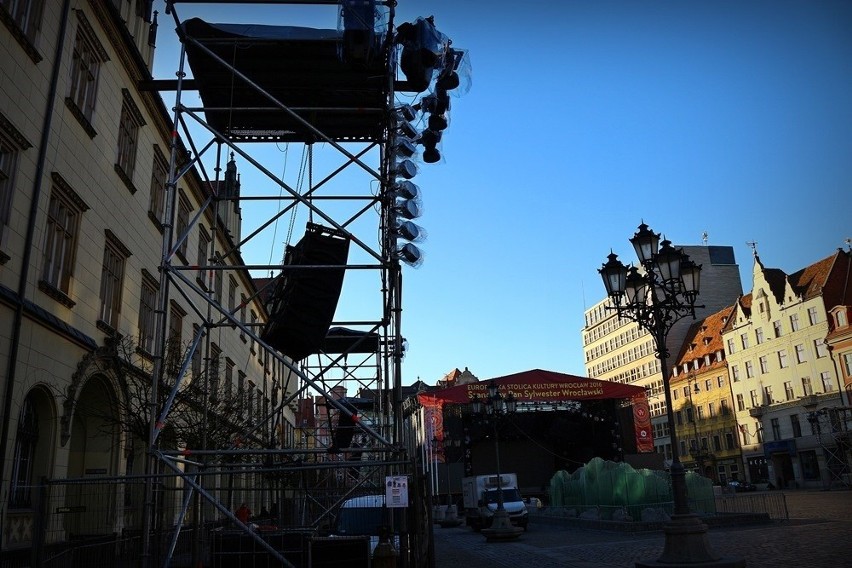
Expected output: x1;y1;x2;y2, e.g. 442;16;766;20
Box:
385;475;409;508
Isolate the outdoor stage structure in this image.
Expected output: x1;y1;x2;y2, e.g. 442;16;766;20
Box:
138;1;470;566
418;370;654;500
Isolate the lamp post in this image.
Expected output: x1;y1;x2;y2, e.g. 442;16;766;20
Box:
432;435;463;527
470;380;523;541
600;223;743;568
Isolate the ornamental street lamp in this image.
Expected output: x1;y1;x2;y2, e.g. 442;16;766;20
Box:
600;223;744;568
470;380;523;541
432;435;463;527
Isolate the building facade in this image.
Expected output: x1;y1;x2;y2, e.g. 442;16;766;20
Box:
583;244;743;464
1;0;293;553
723;251;851;488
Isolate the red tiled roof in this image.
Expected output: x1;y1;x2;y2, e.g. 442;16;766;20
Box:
674;305;735;371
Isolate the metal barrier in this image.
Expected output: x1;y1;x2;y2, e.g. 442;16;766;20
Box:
713;491;788;521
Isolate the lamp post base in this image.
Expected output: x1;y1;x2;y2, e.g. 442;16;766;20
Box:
481;509;523;542
439;505;464;528
635;514;745;567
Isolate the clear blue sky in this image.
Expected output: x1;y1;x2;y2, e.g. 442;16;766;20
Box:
152;1;851;386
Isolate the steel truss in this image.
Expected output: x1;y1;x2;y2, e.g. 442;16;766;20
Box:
143;1;431;566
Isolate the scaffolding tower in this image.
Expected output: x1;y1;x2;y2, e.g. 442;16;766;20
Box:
143;1;469;566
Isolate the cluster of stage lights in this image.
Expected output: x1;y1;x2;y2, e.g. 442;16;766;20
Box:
388;49;464;268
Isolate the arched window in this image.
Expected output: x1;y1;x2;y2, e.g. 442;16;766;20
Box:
10;393;39;508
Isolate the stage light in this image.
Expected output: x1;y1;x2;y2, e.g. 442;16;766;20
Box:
393;115;418;139
397;243;424;267
393;197;422;220
428;113;448;131
423;147;440;164
394;104;417;122
394;137;417;158
392;159;417;180
393;220;427;242
390;180;420;200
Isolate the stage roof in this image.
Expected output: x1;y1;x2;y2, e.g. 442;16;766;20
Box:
419;369;646;405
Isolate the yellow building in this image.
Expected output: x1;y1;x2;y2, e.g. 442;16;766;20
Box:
0;0;293;555
670;306;743;483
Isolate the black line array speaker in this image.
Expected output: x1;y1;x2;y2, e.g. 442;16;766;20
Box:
261;224;350;361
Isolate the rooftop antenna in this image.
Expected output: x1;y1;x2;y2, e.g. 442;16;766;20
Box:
746;241;758;257
845;238;851;252
701;231;708;245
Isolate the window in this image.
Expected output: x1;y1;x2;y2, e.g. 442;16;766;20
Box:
228;276;237;320
197;226;210;288
784;381;794;401
721;398;729;414
686;407;694;423
745;361;754;378
790;313;800;332
795;344;807;364
725;432;735;450
740;333;749;349
778;350;788;369
98;231;130;329
238;371;246;408
250;310;257;353
175;191;191;259
191;324;202;378
791;414;802;438
800;451;819;480
731;365;740;382
759;355;768;374
845;353;852;377
712;435;721;452
802;376;813;396
1;114;32;257
67;13;107;132
676;410;683;426
224;358;234;401
214;264;223;305
697;406;704;420
167;302;185;376
705;379;712;391
148;145;168;225
9;392;39;508
807;307;818;326
736;394;745;411
717;375;725;388
116;90;145;189
773;320;782;338
708;402;715;418
138;270;158;354
239;294;247;340
727;338;736;354
682;386;689;397
755;327;764;345
209;343;221;401
673;389;679;401
764;386;773;405
814;338;828;359
820;372;834;392
837;310;848;328
770;418;781;441
41;175;88;300
749;390;758;408
2;0;45;45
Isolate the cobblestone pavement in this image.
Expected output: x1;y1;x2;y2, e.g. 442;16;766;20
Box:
433;490;852;568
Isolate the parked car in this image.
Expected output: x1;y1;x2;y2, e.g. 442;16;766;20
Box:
727;480;756;492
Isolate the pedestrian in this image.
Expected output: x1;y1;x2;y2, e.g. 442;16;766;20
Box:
236;502;251;524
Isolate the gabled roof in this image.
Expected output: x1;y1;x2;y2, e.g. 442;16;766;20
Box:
674;305;735;369
787;253;836;301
